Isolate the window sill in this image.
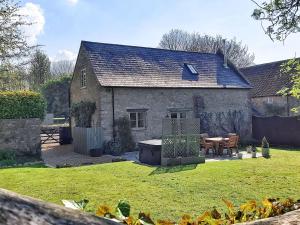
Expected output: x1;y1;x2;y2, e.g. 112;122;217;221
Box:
131;127;146;131
80;86;87;90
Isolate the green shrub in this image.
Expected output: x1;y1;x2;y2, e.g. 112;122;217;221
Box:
0;91;46;119
0;150;16;167
71;101;96;127
116;117;135;152
262;136;270;148
41;75;71;116
93;198;300;225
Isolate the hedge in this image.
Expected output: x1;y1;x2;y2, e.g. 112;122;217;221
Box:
0;91;46;120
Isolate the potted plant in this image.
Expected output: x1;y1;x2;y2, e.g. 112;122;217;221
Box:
237;152;243;159
252;146;257;158
89;148;103;157
261;136;270;158
246;145;252;154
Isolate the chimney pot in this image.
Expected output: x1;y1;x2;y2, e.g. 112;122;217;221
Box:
222;39;228;68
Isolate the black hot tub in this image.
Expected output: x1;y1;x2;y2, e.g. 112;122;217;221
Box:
138;139;162;165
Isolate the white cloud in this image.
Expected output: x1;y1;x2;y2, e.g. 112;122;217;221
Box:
19;3;45;45
67;0;78;5
51;50;77;62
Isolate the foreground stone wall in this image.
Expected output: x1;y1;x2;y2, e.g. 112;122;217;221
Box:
0;188;118;225
239;209;300;225
0;118;41;156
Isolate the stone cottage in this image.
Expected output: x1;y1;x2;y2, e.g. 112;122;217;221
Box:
70;41;252;143
241;58;300;116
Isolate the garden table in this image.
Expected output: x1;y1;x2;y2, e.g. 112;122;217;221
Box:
205;137;229;155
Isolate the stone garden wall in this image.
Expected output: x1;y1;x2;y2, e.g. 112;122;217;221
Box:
0;188;118;225
0;118;41;156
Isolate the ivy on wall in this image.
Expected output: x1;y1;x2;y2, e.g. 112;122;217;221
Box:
116;116;135;152
199;110;248;137
71;101;96;127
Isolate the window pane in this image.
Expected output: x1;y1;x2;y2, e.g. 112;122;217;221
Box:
130;120;136;128
170;113;177;118
180;112;186;118
130;113;136;120
137;112;144;120
138;112;145;128
138;119;144;128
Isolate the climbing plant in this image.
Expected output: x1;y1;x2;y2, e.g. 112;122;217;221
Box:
115;116;135;152
70;101;96;127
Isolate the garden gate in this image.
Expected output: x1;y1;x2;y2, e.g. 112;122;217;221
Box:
40;126;60;144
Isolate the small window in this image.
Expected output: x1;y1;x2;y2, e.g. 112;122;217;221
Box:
267;97;273;104
129;111;146;129
170;112;186;119
80;69;87;88
185;64;198;75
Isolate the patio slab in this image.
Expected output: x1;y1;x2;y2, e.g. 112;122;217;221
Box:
121;151;263;164
42;144;122;167
205;151;262;162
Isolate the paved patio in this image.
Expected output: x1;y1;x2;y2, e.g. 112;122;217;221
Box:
121;151;262;163
42;144;262;167
42;144;122;167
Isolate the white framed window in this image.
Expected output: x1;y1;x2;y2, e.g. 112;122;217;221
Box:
170;112;186;119
80;69;87;88
267;97;273;104
129;111;146;129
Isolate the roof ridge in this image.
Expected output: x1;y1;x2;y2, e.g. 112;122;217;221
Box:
81;40;217;56
242;57;300;69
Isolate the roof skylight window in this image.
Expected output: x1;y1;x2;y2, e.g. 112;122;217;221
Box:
185;64;198;75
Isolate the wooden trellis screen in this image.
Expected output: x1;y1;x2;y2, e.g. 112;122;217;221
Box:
161;118;201;159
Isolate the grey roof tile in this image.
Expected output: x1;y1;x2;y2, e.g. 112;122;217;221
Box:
82;41;251;89
241;59;298;97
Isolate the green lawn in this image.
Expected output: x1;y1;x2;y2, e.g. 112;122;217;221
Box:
0;148;300;221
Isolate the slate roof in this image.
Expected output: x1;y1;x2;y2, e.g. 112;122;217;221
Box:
81;41;251;89
241;59;297;97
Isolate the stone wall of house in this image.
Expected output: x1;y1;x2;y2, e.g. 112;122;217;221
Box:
99;87;252;143
251;96;300;116
70;46;252;144
70;46;102;127
0;119;41;156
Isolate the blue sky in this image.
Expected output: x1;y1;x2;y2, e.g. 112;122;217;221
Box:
20;0;300;64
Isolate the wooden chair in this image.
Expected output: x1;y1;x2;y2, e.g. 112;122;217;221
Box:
200;133;214;155
222;135;239;156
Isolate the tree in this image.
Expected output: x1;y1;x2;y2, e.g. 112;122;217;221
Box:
0;63;29;90
0;0;34;66
278;58;300;112
29;50;51;90
251;0;300;41
51;60;74;77
41;75;71;116
159;29;255;68
252;0;300;113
